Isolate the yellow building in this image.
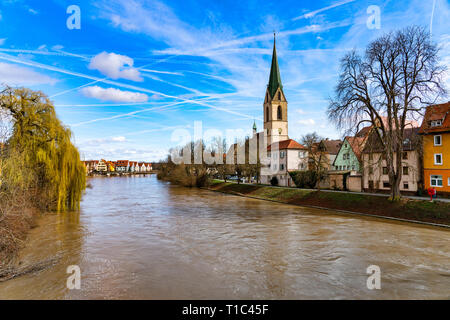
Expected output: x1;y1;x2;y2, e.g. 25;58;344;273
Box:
419;102;450;195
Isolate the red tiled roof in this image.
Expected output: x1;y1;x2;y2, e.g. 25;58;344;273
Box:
418;102;450;134
267;139;306;151
320;139;343;155
346;136;366;161
362;127;420;153
355;126;372;138
116;160;129;166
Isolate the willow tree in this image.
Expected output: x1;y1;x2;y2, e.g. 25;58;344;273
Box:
0;86;86;211
328;26;446;200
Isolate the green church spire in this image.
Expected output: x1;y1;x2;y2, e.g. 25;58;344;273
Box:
267;33;283;99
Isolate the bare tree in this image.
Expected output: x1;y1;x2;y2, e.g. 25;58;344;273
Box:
301;132;328;191
328;26;446;200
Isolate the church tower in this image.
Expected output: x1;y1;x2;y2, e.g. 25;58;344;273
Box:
264;34;288;146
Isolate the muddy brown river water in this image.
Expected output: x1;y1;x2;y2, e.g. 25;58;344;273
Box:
0;175;449;299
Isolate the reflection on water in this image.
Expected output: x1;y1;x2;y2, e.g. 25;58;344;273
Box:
0;175;449;299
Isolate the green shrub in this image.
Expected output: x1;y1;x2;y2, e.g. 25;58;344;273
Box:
289;170;318;188
270;176;278;186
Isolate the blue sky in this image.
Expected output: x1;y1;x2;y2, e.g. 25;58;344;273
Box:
0;0;449;161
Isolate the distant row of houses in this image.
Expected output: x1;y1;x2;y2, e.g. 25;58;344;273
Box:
82;159;153;174
260;102;450;196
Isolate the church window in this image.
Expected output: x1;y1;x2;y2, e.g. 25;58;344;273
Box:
277;106;282;120
278;92;281;100
266;107;269;122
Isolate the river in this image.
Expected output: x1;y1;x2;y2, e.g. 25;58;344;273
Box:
0;175;449;299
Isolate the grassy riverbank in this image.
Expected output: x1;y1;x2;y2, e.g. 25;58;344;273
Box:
208;180;450;227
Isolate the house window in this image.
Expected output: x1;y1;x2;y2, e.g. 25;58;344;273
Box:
382;167;388;175
352;165;355;170
383;181;390;188
402;152;408;160
280;164;285;170
430;175;443;187
382;153;387;160
402;166;409;175
368;180;374;189
298;151;304;158
368;167;374;174
280;151;285;158
434;135;442;146
403;182;409;190
434;154;443;165
277;106;282;120
448;177;450;186
430;119;442;127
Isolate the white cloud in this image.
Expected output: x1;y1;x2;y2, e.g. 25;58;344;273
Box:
298;119;316;125
80;146;168;162
111;136;126;142
89;51;142;81
28;8;38;15
0;62;57;86
81;86;148;103
81;136;128;146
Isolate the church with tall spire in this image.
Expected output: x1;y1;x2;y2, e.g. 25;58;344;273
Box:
263;34;289;145
256;34;308;187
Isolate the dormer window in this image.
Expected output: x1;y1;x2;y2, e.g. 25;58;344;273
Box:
278;92;281;100
430;119;443;127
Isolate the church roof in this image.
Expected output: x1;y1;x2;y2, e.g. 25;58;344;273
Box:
267;35;283;99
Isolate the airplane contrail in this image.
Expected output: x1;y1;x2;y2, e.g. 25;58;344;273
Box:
292;0;357;21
